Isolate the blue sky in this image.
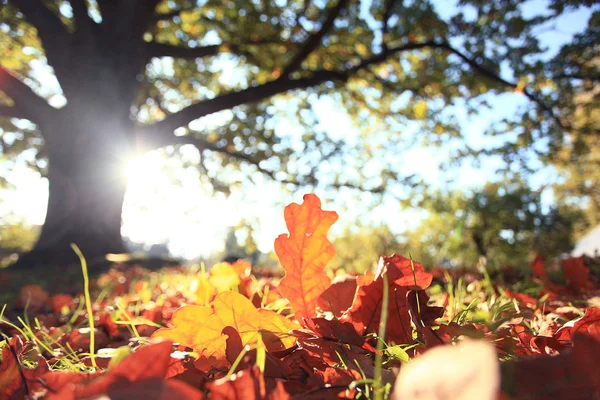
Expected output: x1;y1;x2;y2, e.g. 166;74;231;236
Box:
0;1;594;258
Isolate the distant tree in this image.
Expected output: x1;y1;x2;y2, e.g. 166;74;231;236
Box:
0;220;38;267
469;10;600;234
0;0;596;269
412;178;583;268
552;88;600;233
222;218;261;265
330;224;402;273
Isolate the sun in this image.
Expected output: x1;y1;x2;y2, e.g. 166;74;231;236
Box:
121;151;238;259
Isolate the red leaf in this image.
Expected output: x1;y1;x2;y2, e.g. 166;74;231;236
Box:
383;254;432;289
106;378;203;400
504;333;600;399
310;318;369;348
0;338;28;400
307;367;361;387
19;284;49;311
49;294;74;314
561;257;593;292
0;337;49;400
208;366;291;400
43;340;174;399
274;194;338;325
316;275;357;317
406;290;445;348
555;307;600;343
531;255;547;281
343;255;433;345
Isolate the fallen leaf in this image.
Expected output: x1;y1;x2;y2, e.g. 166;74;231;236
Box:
343;255;433;345
43;340;176;399
208;366;290;400
0;339;23;400
152;291;297;371
275;193;338;325
561;257;593;292
392;340;500;400
209;263;242;293
502;333;600;399
531;255;547;281
316;275;357;317
106;377;204;400
19;284;49;310
555;307;600;343
0;337;49;400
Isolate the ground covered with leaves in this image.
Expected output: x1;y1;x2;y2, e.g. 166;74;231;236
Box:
1;194;600;400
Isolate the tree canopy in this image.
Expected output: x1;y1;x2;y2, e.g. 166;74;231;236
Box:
0;0;598;268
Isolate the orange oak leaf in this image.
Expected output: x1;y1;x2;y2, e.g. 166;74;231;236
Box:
343;254;433;345
152;291;298;371
274;194;338;325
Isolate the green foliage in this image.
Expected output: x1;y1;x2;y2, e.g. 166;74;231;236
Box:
0;0;597;263
331;224;403;273
0;221;39;267
1;0;596;194
413;178;582;268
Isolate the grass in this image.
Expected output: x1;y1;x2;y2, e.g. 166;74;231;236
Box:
0;255;598;399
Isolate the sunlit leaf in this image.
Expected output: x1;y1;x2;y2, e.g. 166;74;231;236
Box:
275;194;338;325
152;291;297;371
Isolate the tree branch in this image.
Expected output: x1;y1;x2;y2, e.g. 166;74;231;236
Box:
170;134;288;181
143;39;295;63
143;38;568;148
349;39;567;131
141;70;347;144
381;0;399;49
143;42;221;60
169;134;387;193
131;0;162;40
281;0;350;78
10;1;69;57
554;72;600;82
70;0;94;39
0;106;28;119
0;67;55;123
435;41;567;131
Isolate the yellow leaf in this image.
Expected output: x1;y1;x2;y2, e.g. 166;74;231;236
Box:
355;43;369;57
209;263;241;293
414;100;428;119
151;292;297;371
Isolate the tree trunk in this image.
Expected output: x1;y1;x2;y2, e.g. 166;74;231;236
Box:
13;107;135;269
